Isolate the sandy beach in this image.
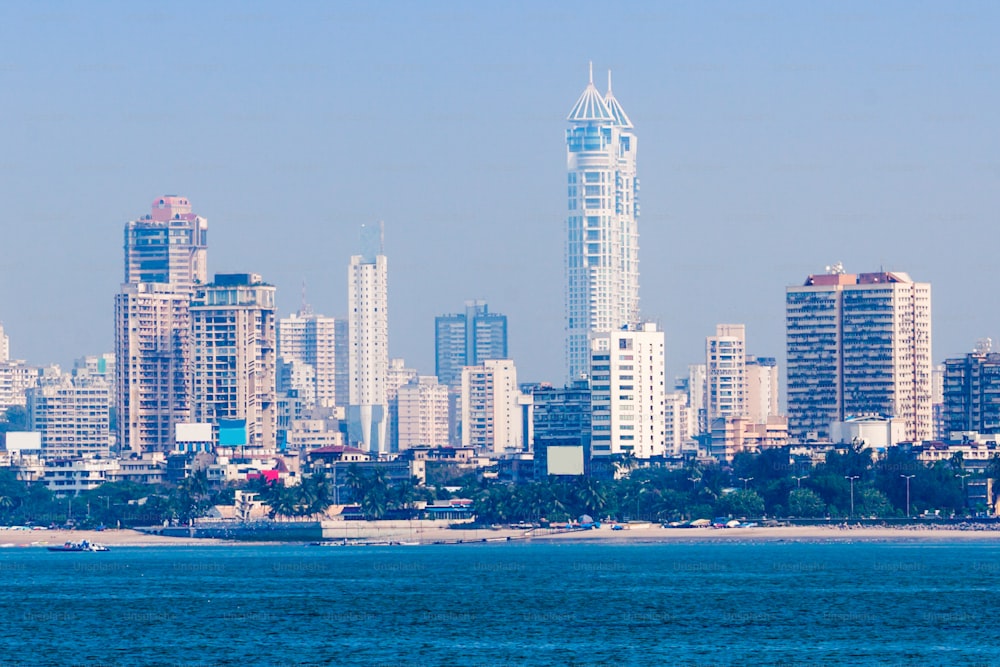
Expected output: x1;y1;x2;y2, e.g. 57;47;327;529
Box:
0;528;229;548
4;523;1000;548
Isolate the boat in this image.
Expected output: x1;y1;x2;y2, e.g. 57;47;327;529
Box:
46;540;109;552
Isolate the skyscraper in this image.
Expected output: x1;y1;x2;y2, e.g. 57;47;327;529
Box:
190;273;277;450
0;323;8;363
123;195;208;290
115;283;193;455
565;65;640;381
786;268;932;442
348;222;389;454
434;300;508;388
115;196;206;455
397;375;450;450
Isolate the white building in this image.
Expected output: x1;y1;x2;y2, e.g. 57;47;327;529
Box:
277;309;347;408
190;273;277;451
590;323;666;460
348;222;389;455
386;358;418;453
0;359;38;412
0;323;8;362
664;391;690;457
706;324;746;424
26;378;111;459
397;376;449;450
565;66;640;381
461;359;522;455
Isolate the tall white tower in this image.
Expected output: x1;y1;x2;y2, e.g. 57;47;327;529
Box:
565;65;640;381
348;222;389;454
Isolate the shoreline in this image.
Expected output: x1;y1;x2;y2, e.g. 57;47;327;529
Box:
5;523;1000;548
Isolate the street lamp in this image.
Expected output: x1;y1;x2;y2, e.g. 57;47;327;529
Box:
792;475;808;489
739;477;754;491
956;472;972;513
900;475;915;518
845;475;860;518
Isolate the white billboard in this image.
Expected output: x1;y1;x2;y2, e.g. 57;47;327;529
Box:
175;422;213;442
5;432;42;453
547;445;585;476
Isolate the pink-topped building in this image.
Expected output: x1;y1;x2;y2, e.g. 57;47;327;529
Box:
124;195;208;290
116;196;207;455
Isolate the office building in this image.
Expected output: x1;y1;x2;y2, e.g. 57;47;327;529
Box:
786;268;932;442
942;348;1000;436
124;195;208;290
565;66;640;381
434;300;508;388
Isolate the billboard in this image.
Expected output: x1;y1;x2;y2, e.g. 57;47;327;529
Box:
547;445;585;476
175;423;213;443
5;432;42;453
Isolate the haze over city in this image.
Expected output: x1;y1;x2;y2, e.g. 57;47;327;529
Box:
3;1;999;384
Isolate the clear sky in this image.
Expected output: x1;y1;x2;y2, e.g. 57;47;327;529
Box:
2;1;999;386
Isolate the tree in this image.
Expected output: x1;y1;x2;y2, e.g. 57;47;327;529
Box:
716;490;765;518
787;488;826;517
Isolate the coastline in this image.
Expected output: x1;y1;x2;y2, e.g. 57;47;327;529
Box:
5;522;1000;548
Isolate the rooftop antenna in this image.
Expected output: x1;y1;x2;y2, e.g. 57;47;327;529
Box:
300;279;313;316
825;261;845;275
607;69;612;93
589;61;593;84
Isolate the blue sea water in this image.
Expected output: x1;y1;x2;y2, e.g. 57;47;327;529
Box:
1;540;999;666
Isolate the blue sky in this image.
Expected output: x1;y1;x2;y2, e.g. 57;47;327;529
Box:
2;1;999;385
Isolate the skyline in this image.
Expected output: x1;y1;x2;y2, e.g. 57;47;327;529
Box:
3;2;1000;385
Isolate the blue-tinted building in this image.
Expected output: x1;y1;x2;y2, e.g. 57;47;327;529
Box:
434;300;508;388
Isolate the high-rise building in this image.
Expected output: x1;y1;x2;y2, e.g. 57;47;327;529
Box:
115;283;193;456
687;363;708;435
27;376;111;459
277;309;346;408
745;356;780;424
461;359;521;454
116;196;206;456
942;348;1000;436
123;195;208;290
532;380;592;477
565;66;640;381
786;268;932;442
663;391;690;457
589;322;665;460
434;300;508;388
397;376;449;450
348;222;389;454
706;324;747;424
190;273;277;450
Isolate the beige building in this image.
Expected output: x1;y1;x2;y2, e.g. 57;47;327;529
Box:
191;273;277;451
397;376;449;450
710;415;789;462
461;359;522;454
745;357;780;424
26;377;111;459
115;283;193;456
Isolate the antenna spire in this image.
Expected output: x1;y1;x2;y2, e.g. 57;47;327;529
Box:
588;61;593;84
607;69;612;93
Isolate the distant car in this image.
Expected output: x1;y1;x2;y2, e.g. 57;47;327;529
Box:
612;524;624;531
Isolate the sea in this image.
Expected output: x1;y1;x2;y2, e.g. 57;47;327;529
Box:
1;540;999;666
